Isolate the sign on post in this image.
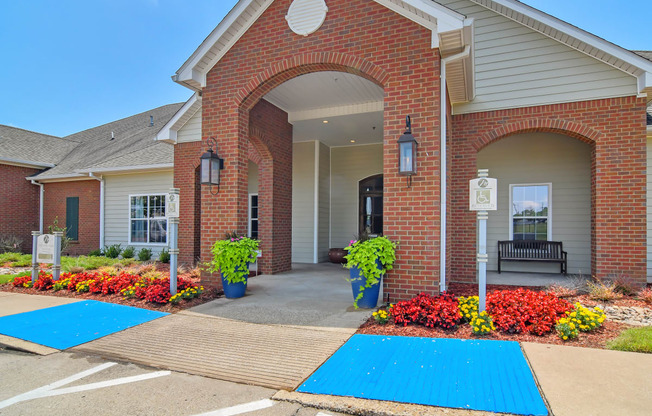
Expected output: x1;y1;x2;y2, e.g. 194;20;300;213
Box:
166;193;180;218
470;170;497;313
36;234;55;264
469;177;497;211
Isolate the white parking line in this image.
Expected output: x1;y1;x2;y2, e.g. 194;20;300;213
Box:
0;362;170;410
191;399;275;416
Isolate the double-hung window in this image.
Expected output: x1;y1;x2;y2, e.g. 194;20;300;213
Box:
510;184;551;241
129;194;167;244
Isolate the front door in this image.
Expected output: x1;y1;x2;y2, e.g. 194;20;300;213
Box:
359;175;383;237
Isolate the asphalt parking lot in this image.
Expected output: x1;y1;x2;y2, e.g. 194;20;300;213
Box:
0;348;345;416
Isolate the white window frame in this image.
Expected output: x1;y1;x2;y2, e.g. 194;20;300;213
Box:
128;193;169;245
248;193;259;239
508;183;552;241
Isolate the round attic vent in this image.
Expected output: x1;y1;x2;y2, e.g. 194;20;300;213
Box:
285;0;328;37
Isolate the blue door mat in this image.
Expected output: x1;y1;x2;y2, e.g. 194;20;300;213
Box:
298;335;548;416
0;300;168;350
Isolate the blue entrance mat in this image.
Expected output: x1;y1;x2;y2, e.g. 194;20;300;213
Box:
0;300;168;350
298;335;548;416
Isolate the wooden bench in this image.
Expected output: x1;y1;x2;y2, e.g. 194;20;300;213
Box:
497;240;567;274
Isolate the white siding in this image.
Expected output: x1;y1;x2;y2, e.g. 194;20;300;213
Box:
177;109;202;143
477;133;591;275
330;144;383;248
318;142;330;262
292;142;315;263
104;171;173;255
647;137;652;283
438;0;637;114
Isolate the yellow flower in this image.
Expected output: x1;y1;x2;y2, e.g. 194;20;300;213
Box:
563;336;568;340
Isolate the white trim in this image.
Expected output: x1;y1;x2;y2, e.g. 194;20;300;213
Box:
248;193;258;238
287;101;384;123
128;193;169;246
0;157;54;168
155;93;202;143
470;0;652;91
30;180;44;233
26;174;93;182
76;164;174;174
313;141;320;263
508;183;553;241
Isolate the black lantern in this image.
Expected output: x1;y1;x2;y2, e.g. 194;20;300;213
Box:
200;137;224;194
398;116;418;186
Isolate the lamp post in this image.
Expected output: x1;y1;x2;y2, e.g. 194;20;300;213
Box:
200;137;224;194
398;116;418;187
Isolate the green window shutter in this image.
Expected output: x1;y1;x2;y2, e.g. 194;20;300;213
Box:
66;197;79;241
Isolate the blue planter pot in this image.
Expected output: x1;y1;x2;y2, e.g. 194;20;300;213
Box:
350;263;382;309
221;265;249;299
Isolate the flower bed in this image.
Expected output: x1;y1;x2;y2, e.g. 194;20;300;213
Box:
360;288;624;350
2;268;217;312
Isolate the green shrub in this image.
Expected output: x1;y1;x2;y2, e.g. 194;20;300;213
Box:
88;249;103;257
0;253;31;267
137;248;153;262
159;249;170;263
607;327;652;354
103;244;122;259
122;246;135;259
587;278;623;301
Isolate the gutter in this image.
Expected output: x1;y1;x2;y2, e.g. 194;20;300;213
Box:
439;45;471;293
88;173;105;249
30;180;44;233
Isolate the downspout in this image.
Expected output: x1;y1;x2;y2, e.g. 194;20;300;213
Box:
88;173;105;249
440;45;471;293
30;180;44;233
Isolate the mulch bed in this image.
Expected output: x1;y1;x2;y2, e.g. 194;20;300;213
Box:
0;263;222;312
0;284;221;313
356;282;650;350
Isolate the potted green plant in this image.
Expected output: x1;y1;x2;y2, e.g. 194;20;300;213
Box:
344;235;396;309
209;234;259;298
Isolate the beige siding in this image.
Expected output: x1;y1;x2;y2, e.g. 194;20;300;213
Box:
104;171;173;255
647;137;652;282
248;161;259;194
438;0;637;114
318;142;330;262
177;109;202;143
477;133;591;275
292;142;315;263
330;144;383;248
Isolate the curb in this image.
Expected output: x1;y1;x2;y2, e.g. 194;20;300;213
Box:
272;390;503;416
0;334;58;355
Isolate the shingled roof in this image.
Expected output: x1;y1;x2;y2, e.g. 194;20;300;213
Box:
31;103;183;180
0;125;79;167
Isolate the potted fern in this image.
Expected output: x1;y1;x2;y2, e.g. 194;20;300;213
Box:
209;234;259;298
344;235;396;309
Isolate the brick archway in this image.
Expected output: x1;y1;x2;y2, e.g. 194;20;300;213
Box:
450;98;647;285
472;118;602;151
235;56;388;275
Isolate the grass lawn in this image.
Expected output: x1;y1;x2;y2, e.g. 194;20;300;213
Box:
0;252;138;272
607;326;652;354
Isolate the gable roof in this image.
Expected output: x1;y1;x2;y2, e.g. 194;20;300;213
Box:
0;125;79;168
172;0;474;100
31;103;183;181
173;0;652;99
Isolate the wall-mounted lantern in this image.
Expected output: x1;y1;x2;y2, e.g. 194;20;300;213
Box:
200;137;224;195
398;116;418;187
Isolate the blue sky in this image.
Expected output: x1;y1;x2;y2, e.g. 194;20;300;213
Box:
0;0;648;137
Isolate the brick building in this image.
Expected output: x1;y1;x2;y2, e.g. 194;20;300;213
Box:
156;0;652;299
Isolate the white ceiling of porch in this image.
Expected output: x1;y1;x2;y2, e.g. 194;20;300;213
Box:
263;71;384;147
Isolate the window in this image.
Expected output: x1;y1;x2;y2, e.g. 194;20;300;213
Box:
249;194;258;239
66;197;79;241
129;195;167;244
359;175;383;237
510;184;551;241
